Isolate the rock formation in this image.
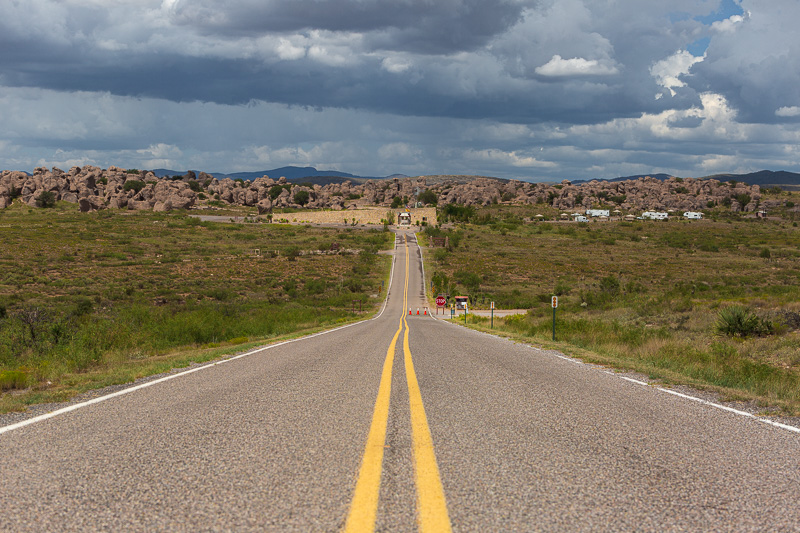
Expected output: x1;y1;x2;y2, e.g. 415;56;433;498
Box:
0;166;768;214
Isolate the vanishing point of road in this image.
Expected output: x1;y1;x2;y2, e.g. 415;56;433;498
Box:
2;229;800;531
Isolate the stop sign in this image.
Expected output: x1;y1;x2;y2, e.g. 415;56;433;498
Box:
435;296;446;307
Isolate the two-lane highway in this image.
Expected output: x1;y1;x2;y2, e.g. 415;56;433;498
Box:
2;229;800;531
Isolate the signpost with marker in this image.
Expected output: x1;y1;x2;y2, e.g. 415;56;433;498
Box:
551;295;558;340
435;295;446;315
490;301;495;329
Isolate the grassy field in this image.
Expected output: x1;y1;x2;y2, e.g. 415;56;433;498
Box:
422;199;800;415
0;202;393;413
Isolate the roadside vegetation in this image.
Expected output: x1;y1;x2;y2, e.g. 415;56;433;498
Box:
0;201;393;413
422;194;800;415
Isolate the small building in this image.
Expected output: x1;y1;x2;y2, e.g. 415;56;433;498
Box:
454;296;469;310
683;212;703;219
397;211;412;225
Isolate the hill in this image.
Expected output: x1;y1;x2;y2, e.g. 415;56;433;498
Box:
699;170;800;188
149;166;399;185
571;170;800;189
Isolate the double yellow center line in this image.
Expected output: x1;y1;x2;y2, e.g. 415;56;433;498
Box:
345;239;451;532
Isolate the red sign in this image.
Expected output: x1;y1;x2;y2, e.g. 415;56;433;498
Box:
435;296;446;307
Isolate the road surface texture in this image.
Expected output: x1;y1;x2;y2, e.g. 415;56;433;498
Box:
2;229;800;532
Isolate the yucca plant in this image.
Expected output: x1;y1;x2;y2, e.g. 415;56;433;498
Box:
716;305;773;337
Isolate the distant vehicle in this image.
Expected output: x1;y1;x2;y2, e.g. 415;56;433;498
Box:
683;212;703;219
641;211;669;220
454;296;469;310
586;209;610;217
573;215;589;222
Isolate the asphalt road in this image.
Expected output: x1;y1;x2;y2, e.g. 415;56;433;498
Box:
2;229;800;531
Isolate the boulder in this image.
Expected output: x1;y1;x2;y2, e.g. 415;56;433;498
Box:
128;200;152;211
256;198;273;215
153;199;173;212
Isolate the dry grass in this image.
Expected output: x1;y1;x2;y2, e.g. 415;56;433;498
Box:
424;204;800;414
0;201;393;413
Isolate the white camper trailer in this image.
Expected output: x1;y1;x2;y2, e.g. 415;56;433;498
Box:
683;212;703;219
586;209;610;218
641;211;669;220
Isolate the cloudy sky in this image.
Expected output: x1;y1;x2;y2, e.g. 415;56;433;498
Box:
1;0;799;181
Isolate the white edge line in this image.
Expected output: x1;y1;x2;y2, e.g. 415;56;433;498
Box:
1;233;400;437
424;295;800;435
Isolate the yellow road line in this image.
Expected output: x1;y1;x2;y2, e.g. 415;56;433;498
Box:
403;314;452;532
346;236;451;532
343;319;401;532
344;238;410;532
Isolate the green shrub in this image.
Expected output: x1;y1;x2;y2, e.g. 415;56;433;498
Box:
716;305;773;337
293;190;310;206
123;180;146;193
599;275;620;294
305;279;327;295
418;189;438;205
35;191;56;208
0;370;28;391
735;193;752;207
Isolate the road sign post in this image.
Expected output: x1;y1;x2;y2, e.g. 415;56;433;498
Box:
435;295;446;315
491;301;495;329
551;295;558;340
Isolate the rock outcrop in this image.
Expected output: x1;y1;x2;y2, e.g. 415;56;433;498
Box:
0;166;767;215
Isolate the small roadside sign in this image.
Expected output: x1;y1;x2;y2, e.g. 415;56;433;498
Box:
551;296;558;308
491;301;495;309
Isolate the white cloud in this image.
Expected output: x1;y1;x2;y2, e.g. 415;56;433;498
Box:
650;50;703;97
137;143;183;160
711;14;746;33
381;57;412;74
378;142;422;161
535;55;619;77
464;149;556;168
776;106;800;118
275;37;306;61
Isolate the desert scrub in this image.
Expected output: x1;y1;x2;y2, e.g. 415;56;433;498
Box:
425;204;800;414
0;204;392;412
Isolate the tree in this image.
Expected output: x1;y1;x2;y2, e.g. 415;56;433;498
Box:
269;184;285;200
35;191;56;208
418;189;438;205
293;190;310;206
391;196;403;209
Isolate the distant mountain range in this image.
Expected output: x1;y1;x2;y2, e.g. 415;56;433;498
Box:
150;166;405;185
572;170;800;188
148;166;800;188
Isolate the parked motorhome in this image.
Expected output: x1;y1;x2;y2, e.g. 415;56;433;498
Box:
586;209;610;217
573;215;589;222
641;211;669;220
683;212;703;219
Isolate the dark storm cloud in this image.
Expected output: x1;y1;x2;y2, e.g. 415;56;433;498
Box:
1;0;799;179
169;0;525;54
